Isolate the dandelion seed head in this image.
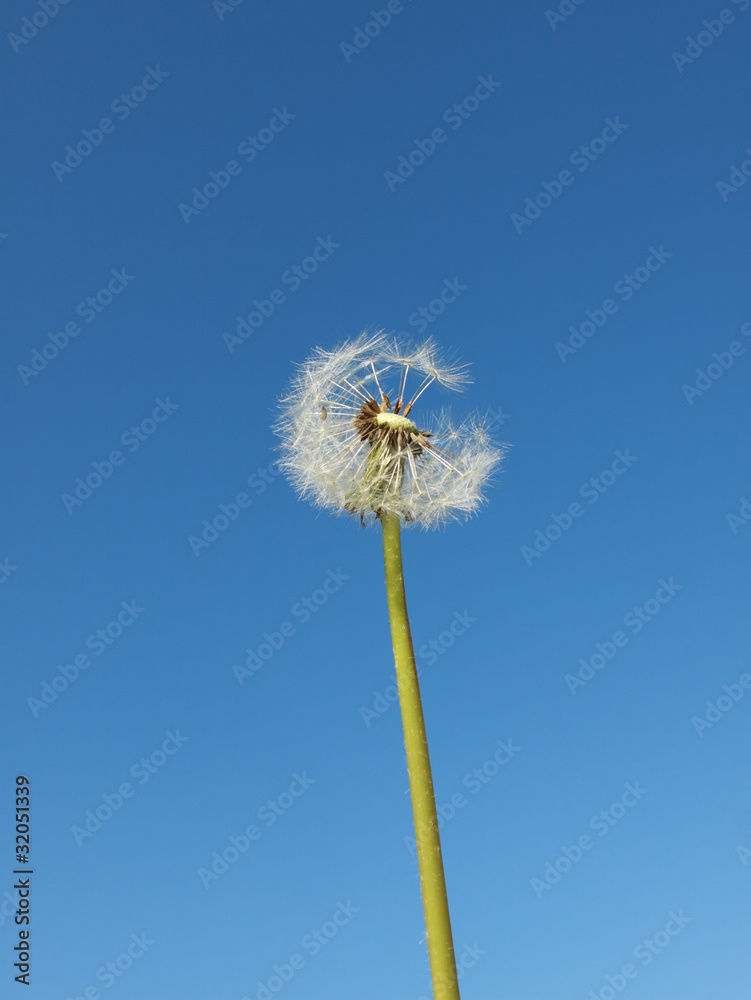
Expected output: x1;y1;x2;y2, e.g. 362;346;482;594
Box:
273;331;506;528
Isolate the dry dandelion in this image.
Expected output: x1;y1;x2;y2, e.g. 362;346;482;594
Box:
273;331;507;1000
273;330;503;528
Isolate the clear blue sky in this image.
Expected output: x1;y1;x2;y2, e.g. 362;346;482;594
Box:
2;1;750;997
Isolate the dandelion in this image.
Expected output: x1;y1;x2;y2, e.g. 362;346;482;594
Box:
275;331;502;528
274;331;505;999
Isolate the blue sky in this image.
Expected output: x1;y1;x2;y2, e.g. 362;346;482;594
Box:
2;1;750;997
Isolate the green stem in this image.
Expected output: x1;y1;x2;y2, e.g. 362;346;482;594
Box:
380;511;461;1000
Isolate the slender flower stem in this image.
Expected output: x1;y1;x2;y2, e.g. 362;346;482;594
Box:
380;511;461;1000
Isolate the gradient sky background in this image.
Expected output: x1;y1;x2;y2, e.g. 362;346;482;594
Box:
2;1;750;998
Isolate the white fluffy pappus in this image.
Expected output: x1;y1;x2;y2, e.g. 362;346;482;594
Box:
273;331;506;529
